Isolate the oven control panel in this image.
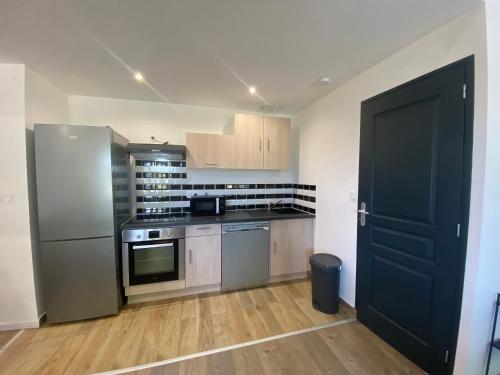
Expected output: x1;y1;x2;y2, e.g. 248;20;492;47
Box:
148;230;160;239
122;226;185;242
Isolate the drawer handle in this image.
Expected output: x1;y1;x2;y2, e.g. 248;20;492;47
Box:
196;226;212;230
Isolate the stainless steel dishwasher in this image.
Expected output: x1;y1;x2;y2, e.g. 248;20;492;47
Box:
221;222;270;291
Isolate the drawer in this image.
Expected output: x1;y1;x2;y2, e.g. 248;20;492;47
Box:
186;224;221;237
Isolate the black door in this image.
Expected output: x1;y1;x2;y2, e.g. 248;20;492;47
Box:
356;58;473;374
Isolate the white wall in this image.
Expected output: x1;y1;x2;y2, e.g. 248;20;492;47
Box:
294;6;490;374
68;95;298;184
24;68;69;319
456;1;500;373
0;65;69;330
25;68;69;130
0;64;40;329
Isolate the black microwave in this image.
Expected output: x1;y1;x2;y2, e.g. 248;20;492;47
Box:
190;196;226;216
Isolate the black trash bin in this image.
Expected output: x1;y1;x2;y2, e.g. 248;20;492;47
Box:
310;253;342;314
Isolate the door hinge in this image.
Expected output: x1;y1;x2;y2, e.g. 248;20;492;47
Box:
444;350;450;364
463;84;467;99
457;224;461;238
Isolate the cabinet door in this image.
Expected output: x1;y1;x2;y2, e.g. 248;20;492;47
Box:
263;117;291;170
185;235;222;288
234;113;264;169
186;132;221;168
270;219;313;277
186;133;234;169
220;135;235;169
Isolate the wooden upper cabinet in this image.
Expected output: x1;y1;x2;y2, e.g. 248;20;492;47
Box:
234;113;264;169
263;117;291;170
186;133;234;169
187;114;291;170
220;135;235;169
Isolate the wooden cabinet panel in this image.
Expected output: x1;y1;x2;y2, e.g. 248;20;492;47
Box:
185;235;221;288
187;114;290;170
234;113;264;169
270;219;314;277
186;224;221;237
186;133;234;169
264;117;291;170
186;132;220;168
220;135;235;169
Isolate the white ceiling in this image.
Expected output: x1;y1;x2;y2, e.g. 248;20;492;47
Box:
0;0;480;113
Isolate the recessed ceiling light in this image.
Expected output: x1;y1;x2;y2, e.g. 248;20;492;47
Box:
249;86;257;95
134;72;144;82
319;77;332;85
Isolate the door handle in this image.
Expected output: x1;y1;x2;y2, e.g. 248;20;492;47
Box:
358;202;370;227
133;242;173;250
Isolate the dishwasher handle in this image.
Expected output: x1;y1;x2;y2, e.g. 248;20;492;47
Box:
222;225;269;233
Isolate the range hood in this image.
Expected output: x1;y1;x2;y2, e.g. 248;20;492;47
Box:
126;143;186;155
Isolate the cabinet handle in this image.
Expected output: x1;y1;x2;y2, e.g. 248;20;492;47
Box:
273;241;277;254
259;138;262;152
267;138;270;152
196;226;212;230
189;249;192;264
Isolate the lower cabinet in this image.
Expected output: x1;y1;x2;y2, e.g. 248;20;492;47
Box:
185;226;222;288
270;218;314;278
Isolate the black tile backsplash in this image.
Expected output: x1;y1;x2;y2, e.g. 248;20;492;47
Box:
133;158;316;215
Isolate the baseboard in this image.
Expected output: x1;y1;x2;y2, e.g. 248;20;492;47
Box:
339;297;356;317
269;272;309;284
125;279;186;297
0;311;46;331
127;284;221;305
1;319;34;331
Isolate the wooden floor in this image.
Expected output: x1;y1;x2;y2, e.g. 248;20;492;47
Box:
130;321;425;375
0;330;20;351
0;279;354;375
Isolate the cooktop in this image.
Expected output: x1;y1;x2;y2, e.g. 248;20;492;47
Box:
124;213;189;225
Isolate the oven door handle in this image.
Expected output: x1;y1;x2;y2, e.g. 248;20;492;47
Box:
132;242;174;250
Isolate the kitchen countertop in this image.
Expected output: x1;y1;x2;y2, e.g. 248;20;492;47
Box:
121;209;315;230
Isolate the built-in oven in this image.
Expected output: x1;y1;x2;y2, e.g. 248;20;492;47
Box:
122;227;185;287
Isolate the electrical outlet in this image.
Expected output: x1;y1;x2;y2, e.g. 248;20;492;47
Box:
0;193;15;205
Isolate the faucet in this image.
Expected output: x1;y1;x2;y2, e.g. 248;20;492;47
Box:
268;200;284;211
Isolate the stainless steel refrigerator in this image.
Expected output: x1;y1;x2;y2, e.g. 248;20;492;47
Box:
34;124;131;323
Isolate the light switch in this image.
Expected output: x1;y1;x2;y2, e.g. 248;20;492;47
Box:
349;191;357;202
0;193;15;205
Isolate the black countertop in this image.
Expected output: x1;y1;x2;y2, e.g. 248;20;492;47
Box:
121;209;315;230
